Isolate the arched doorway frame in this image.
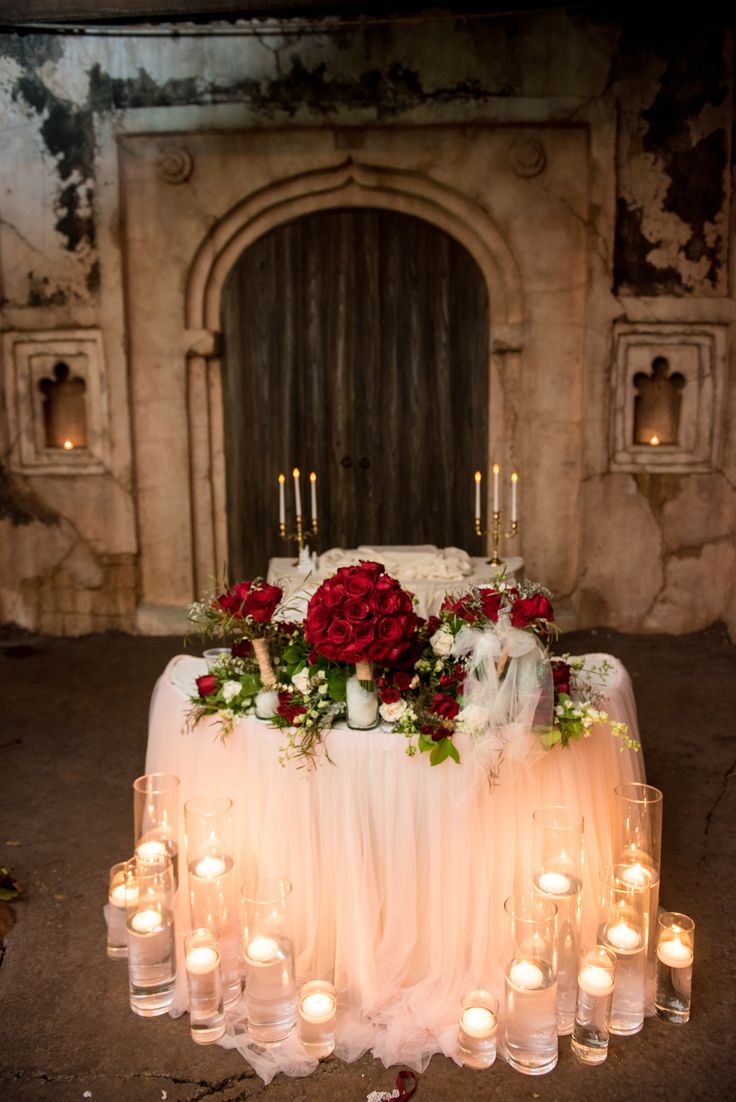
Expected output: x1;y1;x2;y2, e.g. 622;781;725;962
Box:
183;157;524;591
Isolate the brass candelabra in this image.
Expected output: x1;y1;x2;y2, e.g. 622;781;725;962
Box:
474;513;519;566
280;515;318;563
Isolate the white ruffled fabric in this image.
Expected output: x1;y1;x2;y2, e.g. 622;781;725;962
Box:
145;653;644;1082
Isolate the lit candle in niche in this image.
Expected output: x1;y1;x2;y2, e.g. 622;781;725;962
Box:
474;470;482;521
492;463;500;513
649;435;661;446
278;473;285;526
511;471;519;521
63;439;74;451
292;468;302;518
310;471;318;525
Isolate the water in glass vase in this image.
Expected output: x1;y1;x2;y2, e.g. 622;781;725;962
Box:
126;908;175;1016
504;958;558;1075
244;934;297;1043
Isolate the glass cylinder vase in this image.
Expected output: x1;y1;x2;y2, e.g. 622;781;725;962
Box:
133;772;180;887
184;795;242;1006
571;944;617;1065
346;660;379;730
298;979;337;1058
126;858;176;1017
458;988;498;1069
655;912;694;1023
614;782;663;996
597;864;649;1036
504;894;558;1076
532;805;583;1036
241;876;297;1044
107;858;137;959
185;928;226;1043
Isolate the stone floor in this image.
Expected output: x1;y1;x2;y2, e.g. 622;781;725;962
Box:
1;625;734;1102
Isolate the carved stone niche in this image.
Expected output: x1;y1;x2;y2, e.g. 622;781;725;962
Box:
2;329;111;474
610;322;726;473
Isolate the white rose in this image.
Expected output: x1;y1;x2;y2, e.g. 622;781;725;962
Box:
456;703;490;738
379;699;408;723
291;667;310;694
222;680;242;704
430;629;454;657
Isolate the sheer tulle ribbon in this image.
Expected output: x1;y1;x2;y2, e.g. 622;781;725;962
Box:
452;616;553;779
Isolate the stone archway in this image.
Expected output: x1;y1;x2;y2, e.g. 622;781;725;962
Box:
183;158;524;592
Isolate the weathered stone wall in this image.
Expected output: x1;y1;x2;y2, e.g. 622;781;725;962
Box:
0;11;733;636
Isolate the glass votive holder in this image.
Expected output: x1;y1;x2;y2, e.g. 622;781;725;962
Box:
655;912;694;1023
107;859;137;959
597;864;648;1036
571;945;617;1065
204;647;231;670
126;859;176;1017
504;894;559;1076
298;980;337;1058
185;928;226;1044
133;772;180;887
242;876;297;1044
458;989;498;1069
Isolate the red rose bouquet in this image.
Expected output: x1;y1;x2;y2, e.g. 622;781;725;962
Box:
188;578;283;690
304;560;418;680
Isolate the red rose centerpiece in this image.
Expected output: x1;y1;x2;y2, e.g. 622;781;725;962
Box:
304;561;417;729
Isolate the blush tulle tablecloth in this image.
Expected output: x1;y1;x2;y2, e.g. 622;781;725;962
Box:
145;654;645;1082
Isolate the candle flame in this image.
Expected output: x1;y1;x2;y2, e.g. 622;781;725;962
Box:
511;472;519;484
292;467;300;478
474;470;481;483
278;472;285;484
309;471;317;483
649;435;660;446
492;463;500;475
63;439;74;450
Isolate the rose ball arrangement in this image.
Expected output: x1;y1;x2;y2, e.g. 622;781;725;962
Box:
303;560;420;729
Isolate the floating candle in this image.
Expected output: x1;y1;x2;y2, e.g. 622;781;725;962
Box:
135;840;167;864
193;855;227;879
620;863;655;888
109;881;139;908
130;908;164;934
657;938;693;968
606;922;642;952
186;946;219;976
300;991;336;1024
578;963;615;996
509;959;545;990
246;936;279;964
537;870;573;896
461;1005;497;1038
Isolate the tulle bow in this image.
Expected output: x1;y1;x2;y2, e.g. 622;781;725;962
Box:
452;615;552;777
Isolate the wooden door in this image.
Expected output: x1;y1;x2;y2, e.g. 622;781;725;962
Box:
221;208;489;580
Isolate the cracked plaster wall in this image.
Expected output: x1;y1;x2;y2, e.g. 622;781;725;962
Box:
0;11;734;636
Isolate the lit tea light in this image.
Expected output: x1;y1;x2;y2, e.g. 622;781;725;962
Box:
460;1005;497;1038
130;908;164;934
606;922;642;952
186;945;220;976
657;938;693;968
620;863;655;888
300;990;336;1025
193;855;227;879
508;959;545;990
536;870;573;896
63;439;74;450
109;881;139;908
135;840;168;864
578;963;615;996
246;936;279;964
649;434;661;446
